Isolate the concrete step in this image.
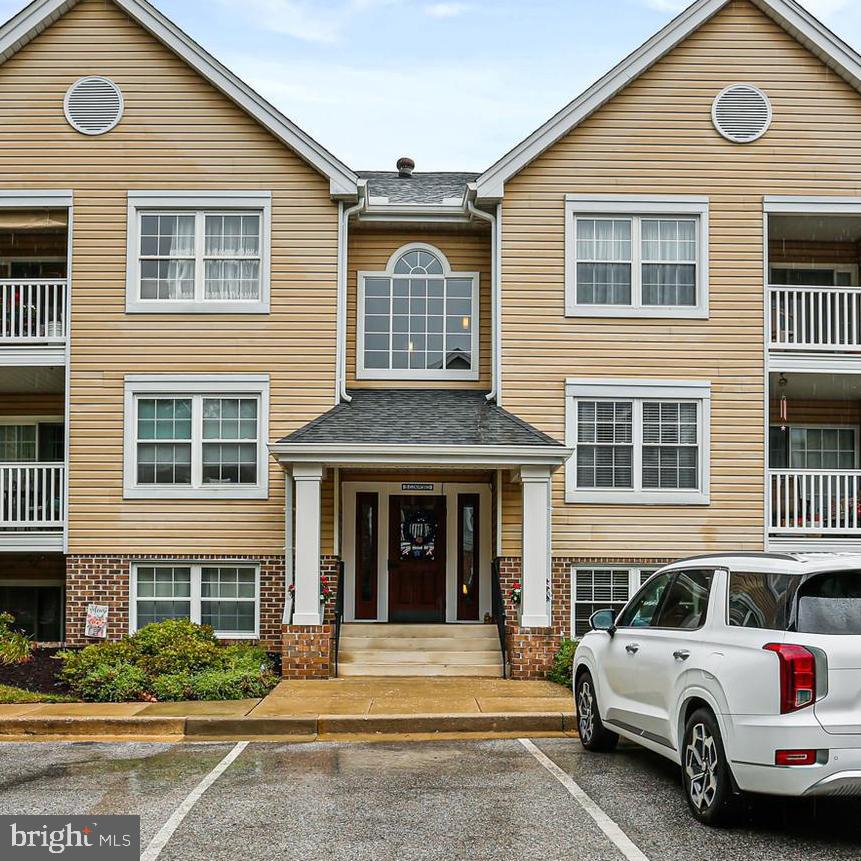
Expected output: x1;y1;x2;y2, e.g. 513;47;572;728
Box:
339;636;500;652
339;649;503;665
337;663;504;678
339;623;497;639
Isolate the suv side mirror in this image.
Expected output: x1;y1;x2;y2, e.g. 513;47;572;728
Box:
589;609;616;635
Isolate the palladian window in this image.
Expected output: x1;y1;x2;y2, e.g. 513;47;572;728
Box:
358;245;479;380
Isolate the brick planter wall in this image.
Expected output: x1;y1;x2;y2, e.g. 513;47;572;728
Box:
280;555;341;679
65;554;285;649
496;555;674;679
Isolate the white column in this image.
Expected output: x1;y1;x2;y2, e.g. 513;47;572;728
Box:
520;464;552;628
292;463;324;626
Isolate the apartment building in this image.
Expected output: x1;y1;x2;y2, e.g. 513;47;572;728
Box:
1;0;860;679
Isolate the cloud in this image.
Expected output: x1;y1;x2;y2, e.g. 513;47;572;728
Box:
222;0;398;44
424;2;469;17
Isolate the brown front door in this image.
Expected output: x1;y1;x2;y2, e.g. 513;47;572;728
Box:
388;495;446;622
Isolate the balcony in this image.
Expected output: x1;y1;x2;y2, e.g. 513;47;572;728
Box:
769;284;861;352
0;280;68;343
0;464;65;549
769;470;861;536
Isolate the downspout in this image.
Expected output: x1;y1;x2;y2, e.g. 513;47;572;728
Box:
336;182;367;404
282;467;294;624
466;189;500;403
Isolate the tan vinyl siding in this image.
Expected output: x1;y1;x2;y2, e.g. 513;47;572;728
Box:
0;0;338;555
0;394;64;417
346;227;491;389
500;0;861;558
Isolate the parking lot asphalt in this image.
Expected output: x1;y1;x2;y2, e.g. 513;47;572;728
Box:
0;738;859;861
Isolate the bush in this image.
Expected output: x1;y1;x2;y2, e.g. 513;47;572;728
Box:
0;613;33;666
57;620;278;703
547;639;578;688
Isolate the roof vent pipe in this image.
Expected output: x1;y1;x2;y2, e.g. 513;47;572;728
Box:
397;157;415;178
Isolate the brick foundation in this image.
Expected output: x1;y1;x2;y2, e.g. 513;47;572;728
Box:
497;555;674;679
65;555;285;649
280;555;341;679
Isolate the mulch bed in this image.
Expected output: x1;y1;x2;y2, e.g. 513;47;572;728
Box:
0;648;72;695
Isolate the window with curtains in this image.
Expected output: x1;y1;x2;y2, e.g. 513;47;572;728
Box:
123;376;269;499
132;563;258;637
565;379;710;504
358;244;479;380
126;192;271;313
565;197;709;318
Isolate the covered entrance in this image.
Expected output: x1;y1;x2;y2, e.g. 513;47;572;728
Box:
344;480;489;624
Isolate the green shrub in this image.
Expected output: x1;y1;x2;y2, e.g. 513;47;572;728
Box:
57;620;278;703
0;613;34;666
547;639;578;688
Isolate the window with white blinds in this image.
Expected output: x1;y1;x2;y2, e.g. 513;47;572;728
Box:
572;567;657;637
566;380;710;504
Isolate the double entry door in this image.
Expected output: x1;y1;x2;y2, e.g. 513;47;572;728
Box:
351;486;483;623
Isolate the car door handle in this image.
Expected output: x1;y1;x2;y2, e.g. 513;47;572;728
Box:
625;643;639;655
673;650;691;661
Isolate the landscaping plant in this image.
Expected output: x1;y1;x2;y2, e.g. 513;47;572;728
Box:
547;638;578;688
58;619;278;703
0;612;33;666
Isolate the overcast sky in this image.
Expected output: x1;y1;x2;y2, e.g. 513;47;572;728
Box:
1;0;860;170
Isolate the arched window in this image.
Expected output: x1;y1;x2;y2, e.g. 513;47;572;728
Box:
359;244;478;380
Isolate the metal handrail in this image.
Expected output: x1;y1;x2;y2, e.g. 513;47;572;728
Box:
491;558;507;678
333;560;345;677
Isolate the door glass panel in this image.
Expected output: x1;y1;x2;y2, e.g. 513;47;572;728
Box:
398;499;438;560
458;494;479;620
617;572;672;627
0;585;63;641
653;569;714;629
355;492;378;619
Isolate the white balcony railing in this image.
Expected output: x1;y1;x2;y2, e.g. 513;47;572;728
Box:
769;285;861;351
0;464;65;530
0;280;68;343
769;469;861;535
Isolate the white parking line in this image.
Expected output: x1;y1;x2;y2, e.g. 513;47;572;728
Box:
140;741;248;861
518;739;650;861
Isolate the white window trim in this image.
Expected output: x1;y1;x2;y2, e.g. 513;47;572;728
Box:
126;191;272;314
565;378;711;505
772;423;860;469
356;241;480;381
570;564;658;638
123;374;270;500
129;561;260;639
564;194;709;319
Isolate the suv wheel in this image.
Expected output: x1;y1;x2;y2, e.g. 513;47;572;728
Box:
575;670;618;752
682;708;738;826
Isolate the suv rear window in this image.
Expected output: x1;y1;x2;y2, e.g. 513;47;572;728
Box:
728;572;797;630
796;571;861;635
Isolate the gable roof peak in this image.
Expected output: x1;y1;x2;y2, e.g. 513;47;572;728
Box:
474;0;861;202
0;0;359;198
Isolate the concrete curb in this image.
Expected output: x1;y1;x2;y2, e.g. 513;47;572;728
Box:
0;711;575;741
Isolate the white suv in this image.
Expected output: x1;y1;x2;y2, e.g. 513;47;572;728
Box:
573;552;861;825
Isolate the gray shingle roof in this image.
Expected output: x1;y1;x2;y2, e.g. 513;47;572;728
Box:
278;390;563;448
357;171;479;205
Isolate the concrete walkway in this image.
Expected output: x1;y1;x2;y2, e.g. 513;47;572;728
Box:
0;678;575;742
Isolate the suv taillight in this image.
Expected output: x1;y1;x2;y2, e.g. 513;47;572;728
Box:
764;644;817;713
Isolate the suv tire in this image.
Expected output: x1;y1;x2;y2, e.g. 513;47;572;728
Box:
576;670;619;752
682;707;739;826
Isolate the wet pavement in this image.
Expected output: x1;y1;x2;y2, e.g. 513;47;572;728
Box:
0;738;859;860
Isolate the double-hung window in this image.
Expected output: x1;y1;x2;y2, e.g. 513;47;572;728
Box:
358;243;479;381
132;562;259;637
124;375;269;499
565;195;709;318
571;566;658;637
126;192;271;313
565;379;710;504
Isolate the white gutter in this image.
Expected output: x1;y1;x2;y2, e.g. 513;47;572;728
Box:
335;182;367;404
466;188;500;403
282;466;294;624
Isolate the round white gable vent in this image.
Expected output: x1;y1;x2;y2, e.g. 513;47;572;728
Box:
64;76;124;136
711;84;772;143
